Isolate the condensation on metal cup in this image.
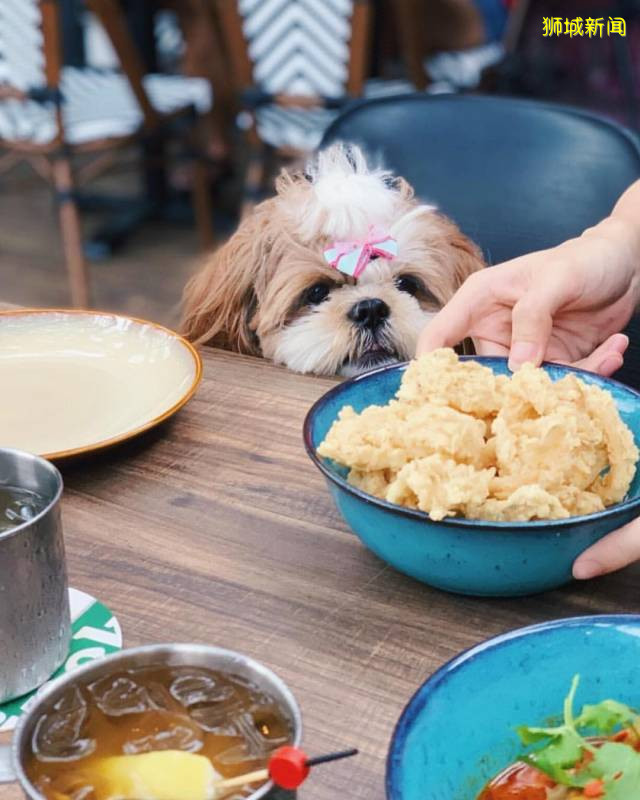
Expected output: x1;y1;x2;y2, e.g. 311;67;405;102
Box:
0;643;302;798
0;448;70;705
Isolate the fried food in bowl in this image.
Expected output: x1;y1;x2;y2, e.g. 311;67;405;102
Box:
317;350;638;522
304;354;640;595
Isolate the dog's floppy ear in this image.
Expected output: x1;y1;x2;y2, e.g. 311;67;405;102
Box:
180;201;276;353
444;220;485;286
428;213;485;289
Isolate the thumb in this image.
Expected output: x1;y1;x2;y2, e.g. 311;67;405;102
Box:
573;516;640;579
509;290;555;370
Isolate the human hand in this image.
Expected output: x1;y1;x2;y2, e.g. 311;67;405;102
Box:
419;185;640;578
418;217;640;375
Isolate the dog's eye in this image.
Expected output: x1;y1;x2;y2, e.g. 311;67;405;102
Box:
395;274;423;296
304;282;331;305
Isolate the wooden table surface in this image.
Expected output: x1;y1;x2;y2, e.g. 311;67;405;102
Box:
3;345;640;800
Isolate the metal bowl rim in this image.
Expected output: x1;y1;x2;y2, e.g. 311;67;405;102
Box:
11;643;302;800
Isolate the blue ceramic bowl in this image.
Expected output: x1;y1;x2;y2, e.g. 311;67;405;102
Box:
386;615;640;800
303;358;640;596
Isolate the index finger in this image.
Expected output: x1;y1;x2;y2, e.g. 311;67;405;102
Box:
417;276;487;354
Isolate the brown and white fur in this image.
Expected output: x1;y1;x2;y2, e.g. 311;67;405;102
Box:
181;144;484;376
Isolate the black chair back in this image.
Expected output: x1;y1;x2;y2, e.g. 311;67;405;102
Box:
321;94;640;386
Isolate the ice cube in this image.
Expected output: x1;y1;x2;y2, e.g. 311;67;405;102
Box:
88;673;171;717
170;673;236;708
175;674;245;735
238;712;288;755
214;740;254;767
248;708;291;747
188;703;240;736
226;674;263;693
32;687;96;762
214;711;287;768
145;681;176;711
229;676;275;713
122;710;204;755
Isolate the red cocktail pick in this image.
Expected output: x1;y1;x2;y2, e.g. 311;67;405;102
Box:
268;746;310;789
267;746;358;790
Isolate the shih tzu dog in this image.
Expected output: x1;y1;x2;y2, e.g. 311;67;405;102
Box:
181;144;484;376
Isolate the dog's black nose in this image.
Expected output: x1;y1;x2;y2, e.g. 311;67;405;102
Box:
348;298;390;330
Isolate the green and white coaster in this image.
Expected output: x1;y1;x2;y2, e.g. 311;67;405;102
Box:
0;588;122;732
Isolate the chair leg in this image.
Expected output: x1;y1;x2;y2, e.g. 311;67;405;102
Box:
260;144;280;194
192;157;215;251
188;119;215;251
242;135;268;218
0;151;20;177
51;155;90;308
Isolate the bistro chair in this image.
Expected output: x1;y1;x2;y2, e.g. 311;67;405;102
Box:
394;0;529;92
321;93;640;387
215;0;412;205
0;0;214;307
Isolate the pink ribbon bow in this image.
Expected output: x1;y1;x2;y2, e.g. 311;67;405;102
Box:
323;226;398;278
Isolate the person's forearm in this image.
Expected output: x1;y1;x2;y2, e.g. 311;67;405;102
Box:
579;180;639;246
578;180;640;290
610;180;640;279
612;179;640;226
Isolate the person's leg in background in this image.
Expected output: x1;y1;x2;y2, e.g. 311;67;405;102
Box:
421;0;489;53
157;0;235;166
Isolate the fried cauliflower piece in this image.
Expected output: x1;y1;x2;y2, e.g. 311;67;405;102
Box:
386;455;495;521
583;383;639;505
397;347;506;416
470;485;570;522
348;468;395;499
492;368;609;493
318;402;490;471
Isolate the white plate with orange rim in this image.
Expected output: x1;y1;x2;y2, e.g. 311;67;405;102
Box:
0;309;202;459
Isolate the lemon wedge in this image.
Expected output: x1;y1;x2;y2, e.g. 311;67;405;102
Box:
85;750;221;800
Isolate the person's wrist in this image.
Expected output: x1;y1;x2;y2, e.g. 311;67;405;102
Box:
608;215;640;304
584;214;636;249
584;215;640;298
609;211;640;248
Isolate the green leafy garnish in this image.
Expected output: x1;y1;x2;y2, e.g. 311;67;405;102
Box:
516;675;640;798
576;700;638;734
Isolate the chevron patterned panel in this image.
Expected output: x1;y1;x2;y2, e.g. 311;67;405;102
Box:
238;0;354;97
0;0;45;90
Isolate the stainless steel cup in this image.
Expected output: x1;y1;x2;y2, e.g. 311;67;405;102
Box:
0;644;302;799
0;448;70;703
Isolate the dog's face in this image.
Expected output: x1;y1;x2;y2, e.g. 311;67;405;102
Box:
181;145;484;376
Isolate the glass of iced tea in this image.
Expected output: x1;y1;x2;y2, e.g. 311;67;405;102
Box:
0;644;301;800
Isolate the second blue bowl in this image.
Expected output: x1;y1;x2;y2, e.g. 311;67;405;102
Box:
386;615;640;800
303;358;640;596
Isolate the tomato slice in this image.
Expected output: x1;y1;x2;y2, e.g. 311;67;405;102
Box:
478;762;556;800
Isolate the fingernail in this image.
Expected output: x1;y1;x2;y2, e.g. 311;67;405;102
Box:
573;559;603;580
508;342;539;370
